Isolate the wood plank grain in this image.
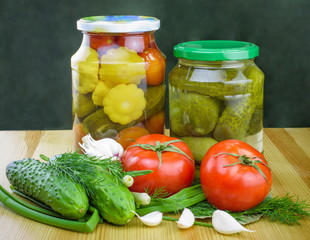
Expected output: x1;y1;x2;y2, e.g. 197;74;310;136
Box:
31;130;74;159
0;129;309;240
264;128;310;188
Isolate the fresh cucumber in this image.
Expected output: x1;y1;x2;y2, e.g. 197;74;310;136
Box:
82;165;136;225
6;158;89;220
48;153;136;226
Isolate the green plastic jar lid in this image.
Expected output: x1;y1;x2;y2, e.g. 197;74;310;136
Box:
77;15;160;33
173;40;259;61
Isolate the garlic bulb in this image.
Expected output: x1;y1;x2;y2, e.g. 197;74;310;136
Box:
176;208;195;229
79;134;124;160
212;210;255;235
132;211;163;227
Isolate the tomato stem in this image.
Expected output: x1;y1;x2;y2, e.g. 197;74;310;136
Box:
128;139;192;168
215;153;270;182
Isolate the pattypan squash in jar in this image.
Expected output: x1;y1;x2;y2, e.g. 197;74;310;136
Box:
92;81;110;106
103;83;146;125
99;46;146;87
71;46;99;94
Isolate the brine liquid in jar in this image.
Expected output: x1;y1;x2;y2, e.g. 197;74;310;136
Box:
71;16;166;150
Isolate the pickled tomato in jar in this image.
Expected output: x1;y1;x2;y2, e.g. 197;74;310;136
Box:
71;16;166;150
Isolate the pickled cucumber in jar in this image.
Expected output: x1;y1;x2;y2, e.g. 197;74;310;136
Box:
169;40;264;153
169;90;221;136
213;65;264;142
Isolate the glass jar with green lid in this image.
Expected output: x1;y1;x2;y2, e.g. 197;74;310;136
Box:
168;40;264;161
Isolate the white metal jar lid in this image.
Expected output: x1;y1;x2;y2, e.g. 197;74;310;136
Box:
77;15;160;33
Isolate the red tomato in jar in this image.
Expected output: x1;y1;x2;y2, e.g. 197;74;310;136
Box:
72;123;86;151
139;48;166;86
116;126;150;150
116;33;150;52
121;134;195;196
200;139;272;212
143;111;165;134
89;34;116;50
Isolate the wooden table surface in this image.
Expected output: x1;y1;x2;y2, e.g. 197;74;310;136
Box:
0;128;309;240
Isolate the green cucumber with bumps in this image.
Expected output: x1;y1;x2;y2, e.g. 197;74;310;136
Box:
48;153;136;225
82;165;136;225
6;158;89;220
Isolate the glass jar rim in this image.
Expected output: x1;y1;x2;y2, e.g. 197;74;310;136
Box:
174;40;259;61
77;15;160;33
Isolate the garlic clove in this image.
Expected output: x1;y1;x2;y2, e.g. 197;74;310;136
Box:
132;211;163;227
212;210;255;235
176;208;195;229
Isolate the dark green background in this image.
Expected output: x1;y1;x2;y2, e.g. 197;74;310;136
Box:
0;0;309;130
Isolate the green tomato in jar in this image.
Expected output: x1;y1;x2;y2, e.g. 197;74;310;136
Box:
180;137;218;162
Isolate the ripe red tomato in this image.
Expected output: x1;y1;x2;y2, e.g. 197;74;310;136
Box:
139;48;165;86
121;134;195;196
200;139;272;212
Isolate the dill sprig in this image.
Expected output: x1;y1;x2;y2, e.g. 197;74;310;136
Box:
235;193;310;225
189;193;310;225
145;186;170;199
40;152;124;196
40;152;152;197
188;201;217;218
